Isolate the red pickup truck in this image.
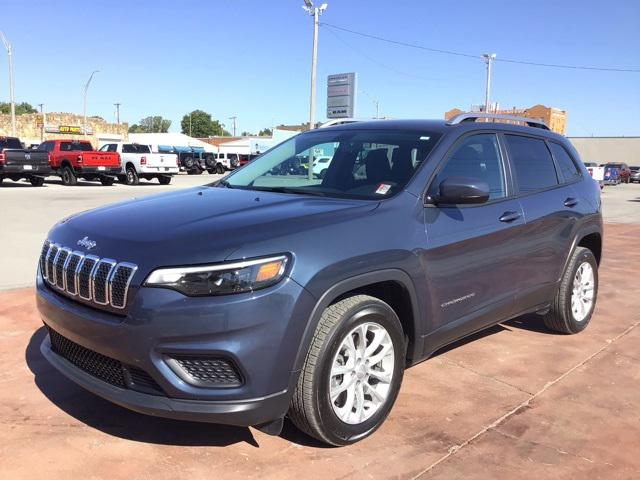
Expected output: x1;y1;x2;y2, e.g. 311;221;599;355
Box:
37;139;121;186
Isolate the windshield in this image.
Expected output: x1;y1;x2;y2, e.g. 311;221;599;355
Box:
0;137;22;150
223;129;441;200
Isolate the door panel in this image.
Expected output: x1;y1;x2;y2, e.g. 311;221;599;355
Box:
421;133;526;353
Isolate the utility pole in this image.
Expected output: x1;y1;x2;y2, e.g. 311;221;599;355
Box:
482;53;496;115
0;31;16;136
302;1;328;131
229;116;237;136
114;103;121;124
38;103;44;142
189;113;192;136
83;70;99;135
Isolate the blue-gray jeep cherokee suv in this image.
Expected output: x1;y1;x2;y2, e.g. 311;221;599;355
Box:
37;114;603;445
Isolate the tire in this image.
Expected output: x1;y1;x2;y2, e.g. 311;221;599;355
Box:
205;155;216;169
125;165;139;185
183;156;194;169
29;176;45;187
543;247;598;334
289;295;405;446
216;163;225;174
319;169;328;179
0;176;4;185
158;175;171;185
61;166;77;186
100;176;115;186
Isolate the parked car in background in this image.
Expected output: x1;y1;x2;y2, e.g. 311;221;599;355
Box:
99;143;178;185
0;136;51;186
38;140;121;186
630;166;640;183
584;162;604;189
602;164;621;185
312;156;333;178
603;162;631;183
36;113;603;446
216;152;240;170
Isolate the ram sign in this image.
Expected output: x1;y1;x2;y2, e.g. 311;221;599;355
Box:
327;72;357;119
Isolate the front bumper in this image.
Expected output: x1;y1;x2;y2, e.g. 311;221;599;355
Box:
36;274;316;426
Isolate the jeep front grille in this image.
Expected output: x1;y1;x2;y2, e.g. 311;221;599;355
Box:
40;240;138;310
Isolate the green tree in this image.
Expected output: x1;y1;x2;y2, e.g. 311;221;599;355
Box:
128;116;171;133
0;102;38;115
180;110;228;137
258;128;273;136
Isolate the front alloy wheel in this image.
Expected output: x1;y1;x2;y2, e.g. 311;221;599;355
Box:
289;295;405;446
330;322;395;424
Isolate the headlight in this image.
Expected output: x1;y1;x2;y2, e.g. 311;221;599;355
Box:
144;255;289;297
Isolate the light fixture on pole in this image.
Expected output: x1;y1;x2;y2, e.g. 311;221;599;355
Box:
83;70;99;135
482;53;496;115
0;31;16;136
302;0;328;131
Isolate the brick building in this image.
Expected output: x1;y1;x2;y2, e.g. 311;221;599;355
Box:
0;112;128;147
445;104;567;134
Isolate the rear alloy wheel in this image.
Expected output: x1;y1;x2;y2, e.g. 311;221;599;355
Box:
61;166;77;186
125;166;139;185
29;176;45;187
158;175;172;185
100;176;115;186
216;163;225;174
543;246;598;334
289;295;405;446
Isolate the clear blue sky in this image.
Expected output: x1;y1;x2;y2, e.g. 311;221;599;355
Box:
2;0;638;136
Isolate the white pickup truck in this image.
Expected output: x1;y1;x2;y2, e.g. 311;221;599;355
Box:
99;143;179;185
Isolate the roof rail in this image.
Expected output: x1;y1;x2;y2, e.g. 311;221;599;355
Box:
447;113;550;130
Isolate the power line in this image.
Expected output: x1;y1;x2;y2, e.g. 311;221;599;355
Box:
321;22;640;73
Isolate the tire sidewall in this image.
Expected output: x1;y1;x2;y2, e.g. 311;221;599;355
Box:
313;301;405;445
563;249;598;332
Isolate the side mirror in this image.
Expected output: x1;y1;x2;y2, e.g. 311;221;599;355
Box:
433;176;490;205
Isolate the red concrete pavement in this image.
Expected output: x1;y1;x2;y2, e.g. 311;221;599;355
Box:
0;223;638;480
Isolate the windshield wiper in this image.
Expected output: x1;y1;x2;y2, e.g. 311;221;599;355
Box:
217;179;234;188
249;186;328;197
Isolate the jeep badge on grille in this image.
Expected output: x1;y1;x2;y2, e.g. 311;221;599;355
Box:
77;236;97;250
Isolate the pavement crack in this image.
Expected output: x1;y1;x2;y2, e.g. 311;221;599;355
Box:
411;318;640;479
439;358;534;395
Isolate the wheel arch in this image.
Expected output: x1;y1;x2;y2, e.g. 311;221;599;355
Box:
290;269;422;384
125;161;137;171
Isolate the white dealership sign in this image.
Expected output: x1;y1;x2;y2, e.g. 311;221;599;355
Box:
327;72;357;119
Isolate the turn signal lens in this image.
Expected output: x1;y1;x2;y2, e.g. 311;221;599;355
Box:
256;260;285;282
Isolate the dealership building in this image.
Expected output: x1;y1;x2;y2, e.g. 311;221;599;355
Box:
0;112;128;147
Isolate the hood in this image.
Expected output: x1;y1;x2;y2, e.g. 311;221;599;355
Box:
48;186;378;273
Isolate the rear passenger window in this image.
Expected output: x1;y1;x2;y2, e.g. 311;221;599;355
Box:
434;134;506;200
549;142;581;182
505;135;558;193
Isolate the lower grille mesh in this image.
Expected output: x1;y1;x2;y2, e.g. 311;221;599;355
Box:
47;327;163;395
171;356;242;386
48;327;126;388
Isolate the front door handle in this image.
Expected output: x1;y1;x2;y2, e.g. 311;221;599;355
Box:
499;211;521;223
564;197;579;207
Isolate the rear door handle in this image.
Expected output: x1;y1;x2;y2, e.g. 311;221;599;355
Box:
499;211;521;223
564;197;579;207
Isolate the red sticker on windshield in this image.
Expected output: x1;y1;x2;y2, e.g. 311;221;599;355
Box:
375;183;391;195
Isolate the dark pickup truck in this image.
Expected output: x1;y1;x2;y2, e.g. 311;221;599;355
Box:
0;136;51;186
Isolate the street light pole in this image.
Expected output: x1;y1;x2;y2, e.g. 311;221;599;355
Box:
482;53;496;115
0;31;16;136
83;70;99;135
38;103;44;142
114;102;121;124
302;1;327;131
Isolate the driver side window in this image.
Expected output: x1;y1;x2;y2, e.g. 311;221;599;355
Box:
433;134;506;200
